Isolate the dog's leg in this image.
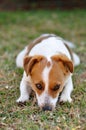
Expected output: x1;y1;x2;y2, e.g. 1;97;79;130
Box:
16;73;32;103
60;76;73;103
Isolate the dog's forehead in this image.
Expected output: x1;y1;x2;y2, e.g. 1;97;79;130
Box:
42;59;64;82
31;56;67;83
49;60;65;83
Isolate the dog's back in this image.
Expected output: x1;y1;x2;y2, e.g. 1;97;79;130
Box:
16;34;80;68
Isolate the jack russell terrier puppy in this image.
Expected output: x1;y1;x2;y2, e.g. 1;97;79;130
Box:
16;34;80;111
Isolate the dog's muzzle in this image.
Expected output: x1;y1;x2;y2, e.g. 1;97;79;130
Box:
42;104;52;111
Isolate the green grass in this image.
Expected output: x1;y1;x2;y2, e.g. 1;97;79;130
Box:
0;10;86;130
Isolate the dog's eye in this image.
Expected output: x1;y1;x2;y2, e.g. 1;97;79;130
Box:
53;84;60;91
36;83;42;90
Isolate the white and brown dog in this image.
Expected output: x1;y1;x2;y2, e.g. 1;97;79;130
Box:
16;34;80;111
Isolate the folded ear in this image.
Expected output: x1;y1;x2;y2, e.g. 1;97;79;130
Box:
51;54;74;73
24;55;45;76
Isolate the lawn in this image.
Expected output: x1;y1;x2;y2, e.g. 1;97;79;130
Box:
0;10;86;130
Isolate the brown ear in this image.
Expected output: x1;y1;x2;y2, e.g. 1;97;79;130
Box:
51;54;74;73
24;55;45;76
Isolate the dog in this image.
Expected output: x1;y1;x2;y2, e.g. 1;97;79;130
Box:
16;34;80;111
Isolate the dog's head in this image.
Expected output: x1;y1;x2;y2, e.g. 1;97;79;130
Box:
24;54;73;111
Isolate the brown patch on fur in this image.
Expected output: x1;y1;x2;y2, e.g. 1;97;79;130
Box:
48;54;73;98
47;61;51;67
24;55;47;95
24;55;46;76
48;60;69;98
51;54;74;73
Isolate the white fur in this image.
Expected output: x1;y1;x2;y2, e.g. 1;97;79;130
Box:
41;34;75;48
29;37;71;60
42;62;52;91
16;72;32;103
60;76;73;103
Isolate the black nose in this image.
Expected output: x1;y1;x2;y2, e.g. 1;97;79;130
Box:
42;105;52;111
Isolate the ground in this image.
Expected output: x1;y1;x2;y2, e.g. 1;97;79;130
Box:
0;10;86;130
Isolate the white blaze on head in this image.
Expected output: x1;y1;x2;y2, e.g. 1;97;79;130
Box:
42;58;53;91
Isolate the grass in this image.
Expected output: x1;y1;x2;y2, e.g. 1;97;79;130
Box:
0;10;86;130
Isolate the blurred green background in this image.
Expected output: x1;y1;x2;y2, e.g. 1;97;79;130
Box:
0;1;86;130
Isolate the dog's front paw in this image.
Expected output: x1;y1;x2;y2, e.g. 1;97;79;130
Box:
16;96;29;103
59;94;72;103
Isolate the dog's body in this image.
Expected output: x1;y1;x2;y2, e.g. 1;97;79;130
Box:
16;34;80;111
